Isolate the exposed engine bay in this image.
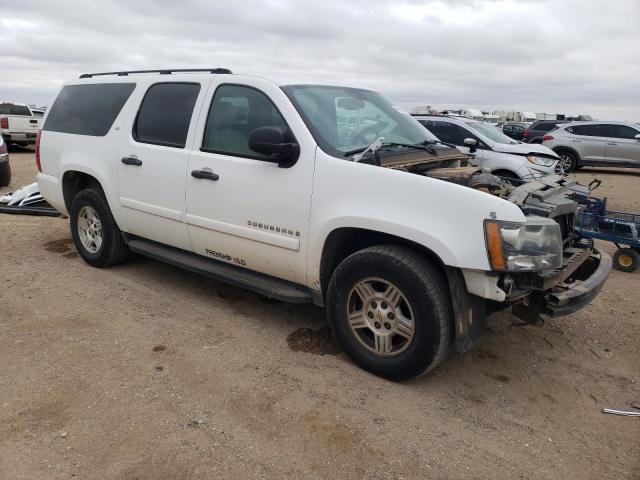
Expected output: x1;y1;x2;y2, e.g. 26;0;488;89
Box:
381;148;608;325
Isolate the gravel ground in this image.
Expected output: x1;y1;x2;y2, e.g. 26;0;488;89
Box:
1;149;639;480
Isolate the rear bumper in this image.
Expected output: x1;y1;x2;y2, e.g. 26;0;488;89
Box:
3;132;37;143
36;172;67;214
543;247;611;316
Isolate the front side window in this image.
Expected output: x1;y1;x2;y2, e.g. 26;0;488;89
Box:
134;83;200;148
44;83;135;136
202;84;290;159
282;85;437;158
608;124;639;139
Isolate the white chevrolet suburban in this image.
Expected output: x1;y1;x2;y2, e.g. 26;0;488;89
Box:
37;68;611;380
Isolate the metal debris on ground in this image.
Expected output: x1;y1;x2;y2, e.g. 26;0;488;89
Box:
602;407;640;417
0;182;61;216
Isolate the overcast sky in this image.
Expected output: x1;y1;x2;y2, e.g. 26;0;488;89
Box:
0;0;638;120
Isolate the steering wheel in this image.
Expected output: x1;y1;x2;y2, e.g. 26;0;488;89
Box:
355;122;384;144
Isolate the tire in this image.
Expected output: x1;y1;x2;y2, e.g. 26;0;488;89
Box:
0;161;10;187
556;150;578;173
70;188;128;268
612;248;640;273
326;245;452;381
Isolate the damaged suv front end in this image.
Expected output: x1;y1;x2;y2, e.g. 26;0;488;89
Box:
456;174;611;350
497;175;611;316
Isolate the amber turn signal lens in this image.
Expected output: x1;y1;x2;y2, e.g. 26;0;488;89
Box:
485;221;506;270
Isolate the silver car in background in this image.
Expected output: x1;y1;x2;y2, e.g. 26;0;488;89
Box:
542;121;640;172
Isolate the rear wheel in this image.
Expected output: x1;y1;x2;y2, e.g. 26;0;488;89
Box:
326;245;452;381
70;188;128;267
612;248;640;273
0;161;10;187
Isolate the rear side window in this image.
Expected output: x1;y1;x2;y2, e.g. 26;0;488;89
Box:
426;121;470;145
569;124;608;137
536;122;557;133
133;83;201;148
0;104;32;116
44;83;135;136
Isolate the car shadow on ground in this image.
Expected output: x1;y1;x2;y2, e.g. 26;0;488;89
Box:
575;167;639;177
7;144;35;154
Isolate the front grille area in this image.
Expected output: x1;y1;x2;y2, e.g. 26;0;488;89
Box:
554;213;575;243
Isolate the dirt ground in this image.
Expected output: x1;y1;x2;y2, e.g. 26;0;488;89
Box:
1;149;639;480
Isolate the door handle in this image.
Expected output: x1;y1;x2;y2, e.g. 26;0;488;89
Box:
607;142;617;145
121;156;142;166
191;169;219;181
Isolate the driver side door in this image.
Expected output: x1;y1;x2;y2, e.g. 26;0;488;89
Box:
185;80;316;285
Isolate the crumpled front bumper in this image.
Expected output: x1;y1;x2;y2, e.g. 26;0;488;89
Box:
543;247;611;316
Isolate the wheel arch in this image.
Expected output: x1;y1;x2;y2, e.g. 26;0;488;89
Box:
319;227;449;297
491;168;520;180
552;146;581;165
61;170;103;213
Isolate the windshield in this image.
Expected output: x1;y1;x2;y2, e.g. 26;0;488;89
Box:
464;120;518;144
282;85;438;157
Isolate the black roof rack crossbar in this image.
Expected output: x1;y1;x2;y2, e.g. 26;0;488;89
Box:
79;68;232;79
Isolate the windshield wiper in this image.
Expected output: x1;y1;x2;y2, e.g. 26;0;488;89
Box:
345;140;439;160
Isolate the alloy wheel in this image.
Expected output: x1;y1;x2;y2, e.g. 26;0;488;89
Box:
346;277;416;356
77;205;103;253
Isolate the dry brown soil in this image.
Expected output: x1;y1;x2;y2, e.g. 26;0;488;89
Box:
1;149;639;479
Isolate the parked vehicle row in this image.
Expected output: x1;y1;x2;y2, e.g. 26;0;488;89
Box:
542;121;640;172
0;102;41;147
413;115;560;179
36;69;611;380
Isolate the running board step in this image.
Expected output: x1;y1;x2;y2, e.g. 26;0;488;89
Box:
125;237;313;304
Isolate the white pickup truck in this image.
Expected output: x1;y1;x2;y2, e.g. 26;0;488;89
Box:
0;102;40;147
36;69;611;380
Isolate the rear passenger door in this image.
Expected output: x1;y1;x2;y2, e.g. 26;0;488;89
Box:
118;81;207;251
604;124;640;166
185;80;316;285
567;124;607;163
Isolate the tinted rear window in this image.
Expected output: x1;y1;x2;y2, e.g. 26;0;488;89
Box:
570;124;608;137
0;104;32;116
133;83;200;148
44;83;135;136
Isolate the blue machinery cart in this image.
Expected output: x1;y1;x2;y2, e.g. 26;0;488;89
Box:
576;197;640;272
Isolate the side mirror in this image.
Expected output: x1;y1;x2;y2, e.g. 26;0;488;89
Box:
463;137;478;153
248;127;300;168
635;134;640;141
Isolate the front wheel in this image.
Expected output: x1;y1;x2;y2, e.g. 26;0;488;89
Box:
556;151;578;173
70;188;129;268
326;245;452;381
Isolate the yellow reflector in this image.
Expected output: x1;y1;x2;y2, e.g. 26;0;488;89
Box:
485;221;506;270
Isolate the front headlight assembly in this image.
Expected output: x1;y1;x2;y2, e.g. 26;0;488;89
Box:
526;154;557;167
484;216;563;271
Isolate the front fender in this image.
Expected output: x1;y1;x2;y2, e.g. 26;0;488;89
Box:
306;150;526;287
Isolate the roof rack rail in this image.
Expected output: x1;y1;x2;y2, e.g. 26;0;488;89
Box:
79;68;233;79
